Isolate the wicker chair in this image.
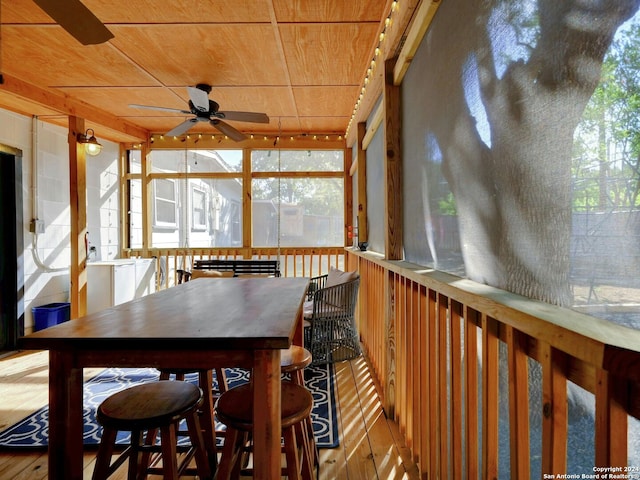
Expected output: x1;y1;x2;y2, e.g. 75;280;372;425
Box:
304;274;361;365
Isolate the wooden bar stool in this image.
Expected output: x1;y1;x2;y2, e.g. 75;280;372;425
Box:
280;346;319;474
92;380;212;480
215;382;315;480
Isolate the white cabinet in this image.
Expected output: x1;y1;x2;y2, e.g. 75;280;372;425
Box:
87;259;156;314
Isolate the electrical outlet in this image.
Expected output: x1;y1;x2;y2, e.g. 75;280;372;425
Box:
30;219;45;234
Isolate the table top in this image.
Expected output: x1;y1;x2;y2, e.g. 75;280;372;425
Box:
19;277;310;352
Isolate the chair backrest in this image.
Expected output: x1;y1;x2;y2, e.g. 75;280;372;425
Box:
311;276;360;317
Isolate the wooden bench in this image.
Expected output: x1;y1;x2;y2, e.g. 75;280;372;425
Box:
193;259;281;278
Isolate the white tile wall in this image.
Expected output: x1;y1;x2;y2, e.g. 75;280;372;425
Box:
0;110;121;333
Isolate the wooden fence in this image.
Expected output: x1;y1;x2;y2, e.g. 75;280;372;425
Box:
347;250;640;479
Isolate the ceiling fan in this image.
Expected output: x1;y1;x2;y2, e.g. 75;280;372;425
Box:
33;0;114;45
129;84;270;141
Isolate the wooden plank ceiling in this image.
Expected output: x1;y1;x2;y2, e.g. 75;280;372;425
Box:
0;0;393;143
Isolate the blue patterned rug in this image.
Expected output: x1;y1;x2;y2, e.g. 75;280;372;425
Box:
0;364;338;449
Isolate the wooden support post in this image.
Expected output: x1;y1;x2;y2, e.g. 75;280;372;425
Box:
344;146;354;245
118;144;128;254
356;122;368;243
383;57;402;260
68;116;87;319
242;147;252;255
140;143;151;257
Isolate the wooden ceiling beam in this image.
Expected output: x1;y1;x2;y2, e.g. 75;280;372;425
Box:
0;74;149;141
267;0;299;131
345;0;439;147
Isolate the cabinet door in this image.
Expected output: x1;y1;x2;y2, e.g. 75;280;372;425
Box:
135;259;156;297
113;263;136;305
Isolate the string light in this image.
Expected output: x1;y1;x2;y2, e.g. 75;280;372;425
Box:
346;0;399;138
143;132;347;147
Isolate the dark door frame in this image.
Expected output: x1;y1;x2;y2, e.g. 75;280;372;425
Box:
0;144;24;351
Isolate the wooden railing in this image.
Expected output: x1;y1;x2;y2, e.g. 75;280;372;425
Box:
123;247;347;289
347;249;640;479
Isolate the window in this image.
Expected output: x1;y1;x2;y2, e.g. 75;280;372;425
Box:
128;147;345;249
252;150;343;172
191;186;207;231
251;150;345;247
153;179;177;227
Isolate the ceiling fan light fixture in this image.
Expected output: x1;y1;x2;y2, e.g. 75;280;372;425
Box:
77;128;103;156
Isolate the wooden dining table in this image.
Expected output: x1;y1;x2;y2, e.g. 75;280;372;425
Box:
18;276;310;480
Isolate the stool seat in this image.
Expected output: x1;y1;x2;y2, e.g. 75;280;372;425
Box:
97;381;201;431
216;382;312;432
280;346;312;375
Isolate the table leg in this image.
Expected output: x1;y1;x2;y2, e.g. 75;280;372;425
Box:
293;309;304;346
252;349;281;480
49;351;83;479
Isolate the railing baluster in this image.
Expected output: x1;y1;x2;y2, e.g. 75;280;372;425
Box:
465;306;480;479
450;300;463;480
506;325;530;479
595;368;628;469
427;288;437;479
481;314;499;480
541;343;568;475
437;293;448;479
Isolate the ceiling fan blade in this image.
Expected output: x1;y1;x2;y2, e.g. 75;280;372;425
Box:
187;86;210;113
211;120;246;142
220;111;270;124
33;0;114;45
129;104;191;114
165;119;198;137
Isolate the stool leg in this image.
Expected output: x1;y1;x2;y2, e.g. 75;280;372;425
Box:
160;423;180;480
126;430;144;480
137;427;159;479
230;433;247;480
215;367;228;395
283;425;302;480
305;416;319;473
296;421;314;480
92;427;118;480
217;427;246;480
291;366;318;475
197;370;218;472
185;410;213;479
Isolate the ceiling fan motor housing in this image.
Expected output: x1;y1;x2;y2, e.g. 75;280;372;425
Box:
189;99;220;117
195;83;213;94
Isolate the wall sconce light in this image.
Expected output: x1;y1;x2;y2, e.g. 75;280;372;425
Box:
77;128;103;156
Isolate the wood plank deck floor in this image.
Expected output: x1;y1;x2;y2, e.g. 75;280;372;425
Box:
0;350;420;479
